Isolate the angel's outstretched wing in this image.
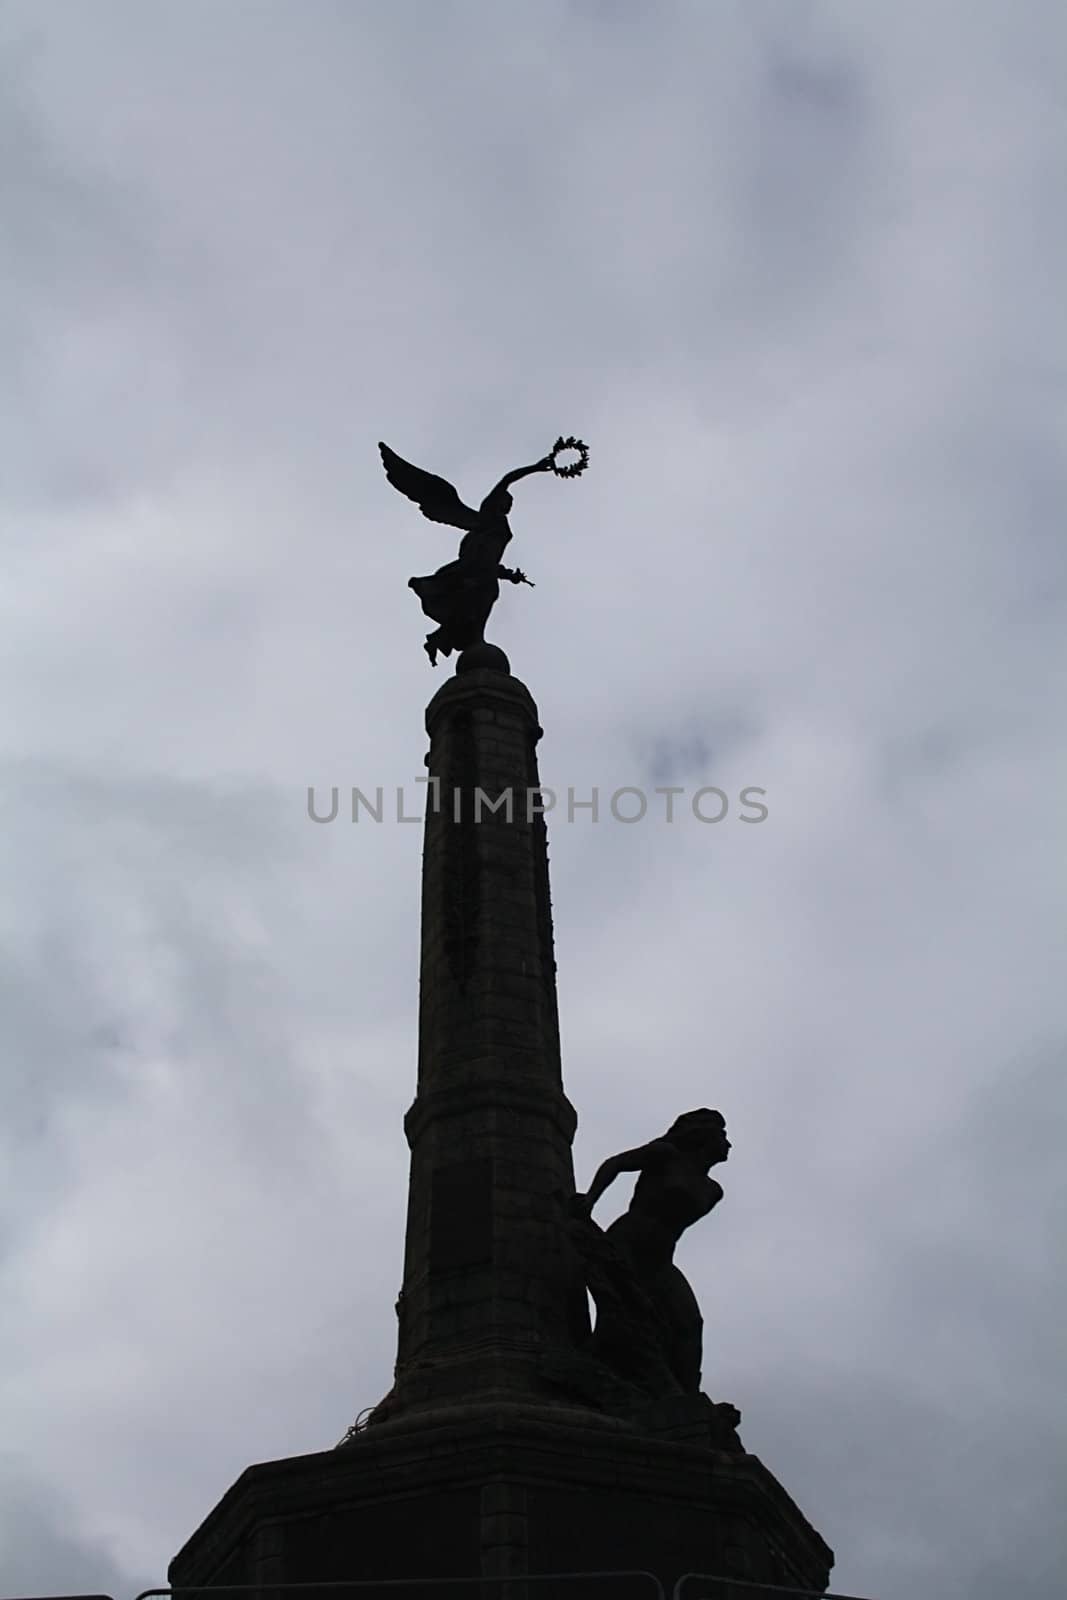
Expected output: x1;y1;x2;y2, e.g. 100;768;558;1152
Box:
378;442;480;532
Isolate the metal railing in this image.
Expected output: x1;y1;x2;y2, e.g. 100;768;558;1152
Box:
674;1578;872;1600
2;1577;663;1600
134;1579;664;1600
5;1575;879;1600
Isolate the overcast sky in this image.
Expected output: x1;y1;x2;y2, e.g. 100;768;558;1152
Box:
2;3;1065;1598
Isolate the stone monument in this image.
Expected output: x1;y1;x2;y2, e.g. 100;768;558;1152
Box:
168;440;833;1600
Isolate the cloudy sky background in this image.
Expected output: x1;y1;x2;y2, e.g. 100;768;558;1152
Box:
2;2;1065;1597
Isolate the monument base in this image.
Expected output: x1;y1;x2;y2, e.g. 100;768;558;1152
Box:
169;1407;833;1600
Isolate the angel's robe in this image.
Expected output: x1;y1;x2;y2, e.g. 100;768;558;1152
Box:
409;516;513;657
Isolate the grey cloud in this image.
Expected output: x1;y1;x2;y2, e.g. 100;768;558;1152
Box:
0;1455;148;1599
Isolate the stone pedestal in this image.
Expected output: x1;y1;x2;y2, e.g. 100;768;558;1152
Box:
169;1407;833;1599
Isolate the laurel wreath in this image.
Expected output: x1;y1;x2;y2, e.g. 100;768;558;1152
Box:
548;435;590;478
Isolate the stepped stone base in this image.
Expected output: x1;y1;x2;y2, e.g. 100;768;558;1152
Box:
169;1406;833;1600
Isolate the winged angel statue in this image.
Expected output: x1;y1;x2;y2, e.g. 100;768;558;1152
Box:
379;437;588;666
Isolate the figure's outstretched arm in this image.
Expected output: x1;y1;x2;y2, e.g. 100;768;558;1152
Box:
499;565;535;586
505;455;554;485
575;1138;674;1215
486;456;554;501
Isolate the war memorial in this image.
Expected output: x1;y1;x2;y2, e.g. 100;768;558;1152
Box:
168;438;835;1600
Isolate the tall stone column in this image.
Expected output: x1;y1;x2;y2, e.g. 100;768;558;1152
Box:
377;665;590;1424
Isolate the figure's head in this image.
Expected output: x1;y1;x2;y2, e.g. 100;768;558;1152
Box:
663;1108;730;1166
479;486;513;519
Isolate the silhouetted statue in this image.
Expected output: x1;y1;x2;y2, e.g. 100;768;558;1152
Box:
570;1109;731;1397
378;437;588;666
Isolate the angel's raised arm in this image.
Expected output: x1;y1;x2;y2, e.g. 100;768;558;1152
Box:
495;455;555;494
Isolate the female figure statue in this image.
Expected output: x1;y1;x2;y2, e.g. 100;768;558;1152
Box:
571;1108;731;1396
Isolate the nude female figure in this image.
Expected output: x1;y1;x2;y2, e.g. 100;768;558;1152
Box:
572;1108;731;1394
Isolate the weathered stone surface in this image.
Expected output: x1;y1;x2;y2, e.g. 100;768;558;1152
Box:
168;1414;831;1600
170;1411;833;1597
378;671;592;1427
